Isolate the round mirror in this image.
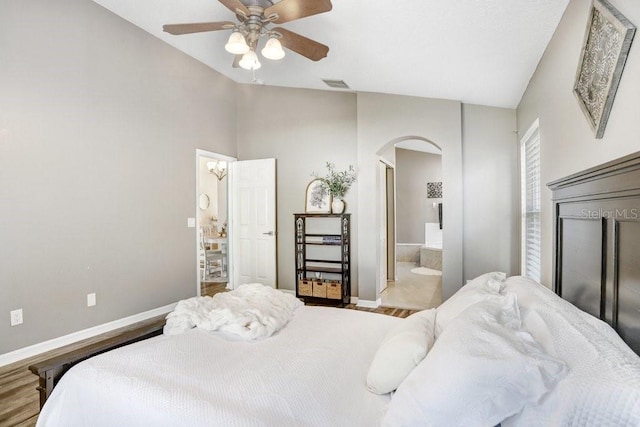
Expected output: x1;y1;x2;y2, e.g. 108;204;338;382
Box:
198;193;210;210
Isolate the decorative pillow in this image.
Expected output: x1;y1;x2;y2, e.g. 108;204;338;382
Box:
383;293;568;427
366;309;436;395
434;271;506;337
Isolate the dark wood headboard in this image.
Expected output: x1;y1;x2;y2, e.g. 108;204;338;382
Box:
548;151;640;354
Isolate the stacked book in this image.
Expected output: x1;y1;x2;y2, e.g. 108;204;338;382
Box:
322;235;341;244
305;235;342;244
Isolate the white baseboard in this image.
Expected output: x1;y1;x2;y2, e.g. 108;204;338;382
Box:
279;289;296;295
0;302;177;368
356;298;382;308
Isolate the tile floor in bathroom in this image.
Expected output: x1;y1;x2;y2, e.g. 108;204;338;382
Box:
381;261;442;311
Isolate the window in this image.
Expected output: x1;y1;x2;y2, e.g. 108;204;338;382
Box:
521;120;541;282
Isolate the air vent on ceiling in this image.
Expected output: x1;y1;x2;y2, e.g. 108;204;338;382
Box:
322;79;350;89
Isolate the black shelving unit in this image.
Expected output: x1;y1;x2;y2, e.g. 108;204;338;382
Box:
294;213;351;306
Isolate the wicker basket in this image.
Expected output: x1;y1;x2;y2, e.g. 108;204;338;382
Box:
312;280;327;298
298;279;313;296
326;281;342;300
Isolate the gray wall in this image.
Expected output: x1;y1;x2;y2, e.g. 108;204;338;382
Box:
395;149;443;243
462;104;519;280
0;0;237;353
237;89;518;302
517;0;640;286
356;93;464;301
0;0;524;356
236;85;359;294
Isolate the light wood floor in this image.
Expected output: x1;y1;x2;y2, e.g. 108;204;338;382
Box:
201;281;228;297
0;287;416;427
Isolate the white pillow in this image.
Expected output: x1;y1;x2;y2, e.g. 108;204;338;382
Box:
383;293;567;427
434;271;506;337
366;309;436;394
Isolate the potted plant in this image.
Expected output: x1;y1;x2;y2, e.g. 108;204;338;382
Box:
314;162;357;214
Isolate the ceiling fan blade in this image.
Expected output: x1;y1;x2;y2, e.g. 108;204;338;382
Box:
274;27;329;61
218;0;250;17
163;21;235;35
265;0;332;24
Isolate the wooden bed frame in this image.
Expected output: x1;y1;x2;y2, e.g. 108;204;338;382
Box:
548;150;640;354
28;318;165;409
28;150;640;409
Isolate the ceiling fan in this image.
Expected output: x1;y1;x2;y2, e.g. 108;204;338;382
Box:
163;0;332;71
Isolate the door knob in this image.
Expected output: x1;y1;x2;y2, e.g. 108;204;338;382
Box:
263;231;274;236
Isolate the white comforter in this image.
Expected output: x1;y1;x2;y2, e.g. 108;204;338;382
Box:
503;277;640;427
36;306;399;427
164;284;303;339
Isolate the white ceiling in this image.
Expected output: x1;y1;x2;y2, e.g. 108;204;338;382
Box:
92;0;570;108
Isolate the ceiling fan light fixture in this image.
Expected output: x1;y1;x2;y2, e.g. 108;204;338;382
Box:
261;36;285;60
239;50;262;70
225;30;250;55
163;0;333;69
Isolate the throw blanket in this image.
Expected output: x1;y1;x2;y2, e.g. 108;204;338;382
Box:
164;283;303;339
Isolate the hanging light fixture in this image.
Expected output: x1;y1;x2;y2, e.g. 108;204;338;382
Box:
261;35;285;60
163;0;333;72
226;28;285;71
207;161;227;181
239;50;262;70
225;30;250;55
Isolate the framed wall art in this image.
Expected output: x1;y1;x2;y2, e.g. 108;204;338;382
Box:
573;0;636;139
427;182;442;199
305;179;332;213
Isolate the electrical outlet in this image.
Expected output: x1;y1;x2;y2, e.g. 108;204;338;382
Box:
87;293;96;307
10;309;23;326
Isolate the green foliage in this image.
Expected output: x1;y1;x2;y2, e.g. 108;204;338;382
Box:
313;162;357;199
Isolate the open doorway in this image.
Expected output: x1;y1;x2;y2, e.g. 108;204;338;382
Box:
196;149;235;297
380;140;443;310
378;160;395;295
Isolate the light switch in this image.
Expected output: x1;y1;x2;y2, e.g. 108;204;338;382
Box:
187;217;196;228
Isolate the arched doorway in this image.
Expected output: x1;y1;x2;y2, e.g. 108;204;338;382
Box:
365;133;462;305
377;137;443;309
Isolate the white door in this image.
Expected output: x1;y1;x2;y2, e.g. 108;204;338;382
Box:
229;158;277;289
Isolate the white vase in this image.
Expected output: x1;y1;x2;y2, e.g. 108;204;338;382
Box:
331;198;345;214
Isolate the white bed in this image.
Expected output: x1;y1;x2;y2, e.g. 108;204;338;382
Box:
36;305;399;427
36;274;640;427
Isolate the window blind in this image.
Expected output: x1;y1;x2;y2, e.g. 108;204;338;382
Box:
521;126;541;282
